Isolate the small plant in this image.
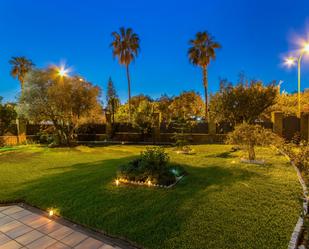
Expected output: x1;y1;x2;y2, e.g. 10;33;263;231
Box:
117;147;186;186
172;118;193;153
226;123;283;161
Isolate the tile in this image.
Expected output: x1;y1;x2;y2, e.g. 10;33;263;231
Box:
2;207;24;216
18;214;41;226
37;221;62;235
0;221;23;233
15;230;44;246
9;211;32;220
61;231;87;247
0;233;11;246
0;240;22;249
98;245;115;249
0;206;13;212
5;224;32;239
48;226;74;240
0;217;14;227
26;236;57;249
45;242;70;249
74;237;104;249
27;217;51;229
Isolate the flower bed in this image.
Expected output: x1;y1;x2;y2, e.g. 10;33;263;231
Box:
116;147;186;187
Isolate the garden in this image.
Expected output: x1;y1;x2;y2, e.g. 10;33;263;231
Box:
0;144;302;249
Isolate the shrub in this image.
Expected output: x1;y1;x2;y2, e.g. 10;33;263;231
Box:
117;147;185;186
226;123;283;161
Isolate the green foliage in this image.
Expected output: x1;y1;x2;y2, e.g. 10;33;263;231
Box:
0;97;17;136
172;118;191;151
226;123;283;160
210;79;277;124
106;77;120;124
118;147;184;185
18;68;103;146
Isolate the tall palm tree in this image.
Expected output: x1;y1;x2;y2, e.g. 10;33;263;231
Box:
111;27;140;121
9;56;34;90
188;32;221;119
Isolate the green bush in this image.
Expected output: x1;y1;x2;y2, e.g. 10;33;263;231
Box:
117;147;185;186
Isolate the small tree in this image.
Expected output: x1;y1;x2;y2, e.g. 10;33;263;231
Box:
226;123;282;161
0;97;17;136
106;77;120;124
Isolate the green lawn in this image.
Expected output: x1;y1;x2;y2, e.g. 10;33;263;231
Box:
0;144;302;249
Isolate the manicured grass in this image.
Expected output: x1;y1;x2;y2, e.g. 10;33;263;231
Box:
0;144;302;249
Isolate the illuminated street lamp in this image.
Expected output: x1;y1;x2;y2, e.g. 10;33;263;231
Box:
57;66;68;78
284;43;309;117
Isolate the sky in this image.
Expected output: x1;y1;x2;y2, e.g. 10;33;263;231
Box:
1;0;309;103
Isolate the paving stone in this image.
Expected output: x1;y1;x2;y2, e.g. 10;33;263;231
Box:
74;237;104;249
18;214;41;226
0;207;13;212
9;211;32;220
0;214;5;219
48;226;74;240
98;245;115;249
27;217;51;229
0;233;11;246
45;242;71;249
0;221;23;234
15;230;44;246
5;224;32;239
0;240;23;249
61;231;88;247
37;221;62;234
26;236;57;249
0;217;14;227
2;207;24;216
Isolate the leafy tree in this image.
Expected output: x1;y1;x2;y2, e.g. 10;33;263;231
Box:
106;77;120;124
132;99;154;140
111;27;140;121
267;90;309;117
9;56;35;90
0;97;17;136
188;31;221;119
18;68;103;146
155;94;173;125
169;91;204;121
226;123;283;161
210;79;277;124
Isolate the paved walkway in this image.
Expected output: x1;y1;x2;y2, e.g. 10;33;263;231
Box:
0;205;125;249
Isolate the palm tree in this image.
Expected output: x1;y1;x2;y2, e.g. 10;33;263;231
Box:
111;27;140;121
188;32;221;119
9;56;34;90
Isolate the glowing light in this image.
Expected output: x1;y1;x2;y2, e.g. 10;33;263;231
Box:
115;179;119;186
57;66;68;77
284;57;296;67
304;43;309;52
49;210;54;217
147;180;151;186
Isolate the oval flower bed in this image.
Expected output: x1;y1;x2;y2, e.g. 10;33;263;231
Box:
116;147;186;187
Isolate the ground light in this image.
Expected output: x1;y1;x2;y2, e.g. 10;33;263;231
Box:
49;210;54;217
115;179;119;186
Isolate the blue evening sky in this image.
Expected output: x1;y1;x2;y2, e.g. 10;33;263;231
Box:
1;0;309;103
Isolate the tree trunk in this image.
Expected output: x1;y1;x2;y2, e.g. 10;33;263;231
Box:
126;64;131;122
202;66;208;120
248;144;255;161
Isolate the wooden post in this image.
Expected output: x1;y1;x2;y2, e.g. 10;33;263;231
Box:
16;118;27;144
300;113;309;141
105;112;112;140
271;112;283;136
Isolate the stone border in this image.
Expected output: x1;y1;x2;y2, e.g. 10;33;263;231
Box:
277;149;308;249
0;201;142;249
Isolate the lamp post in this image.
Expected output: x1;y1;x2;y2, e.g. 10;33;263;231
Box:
284;43;309;117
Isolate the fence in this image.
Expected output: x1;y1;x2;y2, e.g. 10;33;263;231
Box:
1;112;308;146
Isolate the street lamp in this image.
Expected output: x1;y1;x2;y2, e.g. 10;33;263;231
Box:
284;43;309;117
57;66;68;78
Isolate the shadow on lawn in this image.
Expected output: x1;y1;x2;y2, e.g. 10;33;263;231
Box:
10;156;265;248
